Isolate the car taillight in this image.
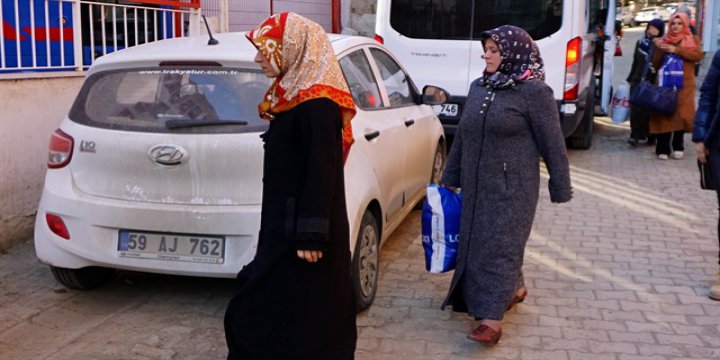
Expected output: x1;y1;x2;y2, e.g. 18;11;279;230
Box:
374;34;384;44
46;213;70;240
48;129;74;169
564;37;582;101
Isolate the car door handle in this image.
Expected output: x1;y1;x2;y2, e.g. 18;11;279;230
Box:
364;130;380;141
404;119;415;127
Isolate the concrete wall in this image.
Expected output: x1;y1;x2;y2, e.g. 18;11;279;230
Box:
0;73;84;250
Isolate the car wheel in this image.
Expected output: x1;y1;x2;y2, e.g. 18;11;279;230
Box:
352;210;379;312
631;20;637;27
50;266;115;290
430;141;446;184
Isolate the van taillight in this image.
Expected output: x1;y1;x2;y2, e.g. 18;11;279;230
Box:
564;37;582;101
48;129;74;169
374;34;384;44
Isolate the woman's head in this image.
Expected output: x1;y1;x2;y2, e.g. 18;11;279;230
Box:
646;18;665;38
669;12;689;34
482;39;501;74
254;51;280;78
480;25;544;85
246;12;357;161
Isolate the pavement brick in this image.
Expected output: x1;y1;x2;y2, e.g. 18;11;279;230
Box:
608;331;656;344
655;334;705;347
561;328;610;342
519;349;569;360
378;339;426;355
588;340;638;355
541;338;590;352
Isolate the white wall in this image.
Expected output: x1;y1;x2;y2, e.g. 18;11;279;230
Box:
0;73;84;249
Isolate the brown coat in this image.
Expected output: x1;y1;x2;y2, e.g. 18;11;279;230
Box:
648;35;703;134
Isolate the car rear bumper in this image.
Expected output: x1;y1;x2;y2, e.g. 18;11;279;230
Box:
34;170;260;278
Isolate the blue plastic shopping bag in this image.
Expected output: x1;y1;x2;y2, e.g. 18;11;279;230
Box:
659;54;684;89
421;184;462;273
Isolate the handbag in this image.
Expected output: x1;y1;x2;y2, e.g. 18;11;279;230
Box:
698;160;715;190
629;46;678;116
421;184;462;273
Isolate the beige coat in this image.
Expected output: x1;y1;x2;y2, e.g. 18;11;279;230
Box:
648;35;703;134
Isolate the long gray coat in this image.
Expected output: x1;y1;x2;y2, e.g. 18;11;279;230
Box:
440;78;572;320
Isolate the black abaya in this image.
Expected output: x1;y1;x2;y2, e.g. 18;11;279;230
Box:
224;98;357;359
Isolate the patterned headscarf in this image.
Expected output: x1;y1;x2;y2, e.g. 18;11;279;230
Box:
662;12;696;49
246;12;356;162
479;25;544;89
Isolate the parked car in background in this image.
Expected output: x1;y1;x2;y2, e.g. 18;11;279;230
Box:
634;6;670;24
616;6;635;27
34;32;447;312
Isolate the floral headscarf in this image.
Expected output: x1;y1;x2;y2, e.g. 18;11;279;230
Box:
246;12;356;162
479;25;544;89
662;12;696;49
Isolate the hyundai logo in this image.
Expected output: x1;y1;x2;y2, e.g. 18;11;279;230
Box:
148;144;187;166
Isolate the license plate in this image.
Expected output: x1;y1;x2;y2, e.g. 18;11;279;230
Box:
117;230;225;264
432;103;459;117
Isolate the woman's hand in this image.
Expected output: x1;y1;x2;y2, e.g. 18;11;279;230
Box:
652;38;663;47
659;43;677;54
696;142;708;164
297;250;323;263
439;183;458;192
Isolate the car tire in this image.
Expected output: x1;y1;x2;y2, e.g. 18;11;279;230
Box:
631;20;637;27
50;266;115;290
352;210;379;312
430;141;446;184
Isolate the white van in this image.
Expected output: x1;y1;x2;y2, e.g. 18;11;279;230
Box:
375;0;617;149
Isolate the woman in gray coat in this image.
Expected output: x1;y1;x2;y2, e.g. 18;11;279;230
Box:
440;25;572;344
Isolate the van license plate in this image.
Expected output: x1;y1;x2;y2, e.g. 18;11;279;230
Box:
432;103;459;117
117;230;225;264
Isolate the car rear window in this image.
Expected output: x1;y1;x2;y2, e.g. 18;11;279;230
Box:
69;67;272;133
390;0;562;40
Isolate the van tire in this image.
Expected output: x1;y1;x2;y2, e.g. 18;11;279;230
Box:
50;266;115;290
566;79;596;150
352;210;380;312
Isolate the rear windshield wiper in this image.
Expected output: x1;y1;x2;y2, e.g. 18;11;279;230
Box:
165;119;248;129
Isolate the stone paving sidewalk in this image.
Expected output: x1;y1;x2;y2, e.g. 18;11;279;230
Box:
0;118;719;360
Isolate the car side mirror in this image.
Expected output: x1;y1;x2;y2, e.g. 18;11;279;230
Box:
422;85;449;105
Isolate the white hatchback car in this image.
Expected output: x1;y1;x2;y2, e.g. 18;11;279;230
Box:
34;32;447;311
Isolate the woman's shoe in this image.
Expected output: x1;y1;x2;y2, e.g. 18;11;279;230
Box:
506;288;528;311
467;324;502;344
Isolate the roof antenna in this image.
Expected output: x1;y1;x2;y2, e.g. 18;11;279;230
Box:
202;15;219;46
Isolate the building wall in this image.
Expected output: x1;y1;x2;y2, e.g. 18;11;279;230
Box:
0;74;84;249
202;0;332;32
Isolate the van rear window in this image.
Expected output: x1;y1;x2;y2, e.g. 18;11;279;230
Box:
69;67;272;133
390;0;562;40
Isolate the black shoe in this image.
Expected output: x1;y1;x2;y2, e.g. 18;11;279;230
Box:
628;137;638;147
637;137;648;145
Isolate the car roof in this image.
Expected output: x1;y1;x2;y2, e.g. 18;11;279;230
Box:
88;32;377;74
